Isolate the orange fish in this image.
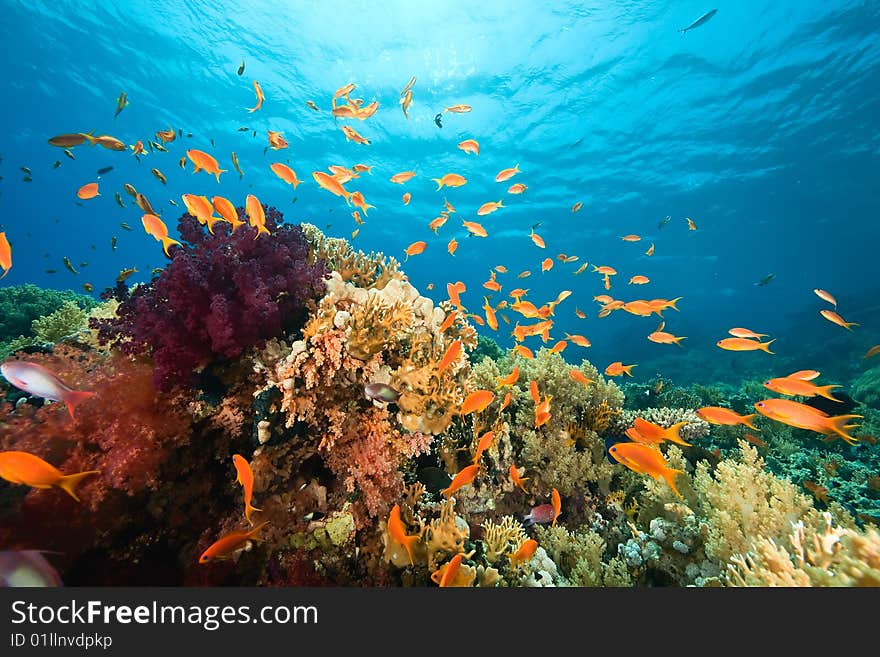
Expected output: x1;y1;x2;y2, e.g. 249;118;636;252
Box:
508;183;527;194
267;130;288;150
438;340;462;374
621;234;641;242
483;298;499;331
341;125;370;145
497;366;520;387
529;380;540;404
461;390;495;416
199;522;268;563
332;82;355;101
645;243;655;256
629;275;650;285
388;504;420;565
432;173;467;190
246;80;264;112
402;192;411;205
728;327;769;339
130;140;147;156
686;217;696;230
432;553;466;587
518;270;532;279
513;345;534;359
445;104;472;113
632;417;691;446
155;127;176;143
508;539;538;568
541;258;554;273
458;139;479;155
350;191;375;216
717;337;775;353
269;162;302;188
592;265;617;276
495;164;520;182
529;229;546;249
442;463;480;497
763;375;841;401
390;171;416;184
246;194;270;238
444;198;456;213
569;370;595;386
182;193;222;232
352;163;372;174
803;480;829;503
564;334;591;349
813;288;837;307
820;309;858;331
495;265;508;273
864;345;880;359
0;451;99;502
351;210;364;225
571;201;583;213
754;398;861;445
743;433;768;448
509;465;529;493
550;340;567;354
551;488;561;527
462;220;488;237
605;361;636;377
483;274;501;292
313;171;352;204
76;182;99;199
429;214;450;233
351;228;360;239
211;196;246;232
509;288;528;299
472;430;495;464
187;149;227;183
477;200;504;216
647;322;686;346
0;232;11;279
574;263;589;275
696;406;760;430
232;454;262;525
447;238;459;256
141;214;182;256
447;281;466;308
534;395;552;428
575;308;586;319
440;310;457;333
608;443;683;497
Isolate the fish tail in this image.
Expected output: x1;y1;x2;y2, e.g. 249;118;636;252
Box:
668;297;683;311
0;267;9;280
214;169;227;183
253;224;271;239
400;534;420;566
64;390;95;419
816;385;842;403
161;237;182;257
432;179;443;190
247;521;270;541
741;414;760;431
845;321;860;331
674;336;687;346
663;469;685;498
665;421;692;446
245;502;263;526
826;415;863;445
57;469;100;502
83;132;97;146
761;339;776;354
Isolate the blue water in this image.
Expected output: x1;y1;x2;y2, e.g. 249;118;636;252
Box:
2;0;878;385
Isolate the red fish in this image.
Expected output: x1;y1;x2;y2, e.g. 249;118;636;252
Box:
199;522;268;563
1;361;94;419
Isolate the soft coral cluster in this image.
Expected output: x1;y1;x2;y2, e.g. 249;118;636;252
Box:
91;206;326;389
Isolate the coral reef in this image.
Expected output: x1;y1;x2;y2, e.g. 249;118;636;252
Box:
611;407;711;444
852;366;880;409
91;207;326;390
0;284;96;344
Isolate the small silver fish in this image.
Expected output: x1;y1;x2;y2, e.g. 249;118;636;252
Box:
679;8;717;34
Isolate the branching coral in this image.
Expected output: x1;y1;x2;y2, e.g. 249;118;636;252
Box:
91;207;326;390
534;524;632;586
301;223;400;290
31;300;88;343
482;516;527;564
0;284;95;343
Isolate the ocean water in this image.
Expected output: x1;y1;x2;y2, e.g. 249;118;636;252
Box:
1;0;879;384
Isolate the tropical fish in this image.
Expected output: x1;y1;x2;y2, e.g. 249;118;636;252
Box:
508;539;538;569
150;168;167;184
728;327;768;339
754;398;861;445
864;345;880;360
247;80;264;112
267;130;288;150
306;100;320;111
64;148;75;159
231;151;245;178
717;337;775;353
541;258;554;272
400;89;413;119
645;243;655;256
460;390;494;416
458;139;479;155
441;464;479;497
445;104;472;113
462;220;488;237
551;488;561;527
245;194;270;238
605;361;636;377
472;430;495;464
679;8;718;34
341;125;370;145
755;273;776;286
0;361;94;418
404;241;426;260
630;417;692;446
53;160;61;168
571;201;583;213
114;91;128;117
820;309;858;331
269;162;301;188
495;164;520;182
364;383;400;404
186;149;226;182
84;134;126;150
696;406;760;430
237;60;245;76
62;257;78;274
48;133;91;148
390;171;416;184
629;275;650;285
155;127;175;143
438;340;462;373
76;182;99;199
232;455;262;525
535;395;552;428
116;267;137;282
608;442;683;497
434;113;443;128
512;345;534;359
402;192;411;205
763;375;841;402
312;171;351;203
569;370;595;386
0;451;99;502
198;522;268;563
621;234;641;242
529;229;545;248
432;173;467;189
508;183;527;194
447;238;458;256
387;504;420;565
433;554;466;587
686;217;697;230
477;200;503;215
647;322;686;346
142;213;182;256
509;465;529;493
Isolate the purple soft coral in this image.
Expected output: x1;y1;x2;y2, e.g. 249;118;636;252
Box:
92;205;326;390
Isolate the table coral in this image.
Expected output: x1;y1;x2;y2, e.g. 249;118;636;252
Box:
91;206;325;390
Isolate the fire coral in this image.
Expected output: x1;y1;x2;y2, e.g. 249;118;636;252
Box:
92;206;326;389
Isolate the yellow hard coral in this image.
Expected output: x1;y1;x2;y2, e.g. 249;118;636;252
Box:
422;498;469;570
482;516;527;564
346;294;413;360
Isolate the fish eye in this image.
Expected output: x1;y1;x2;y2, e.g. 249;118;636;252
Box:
757;402;764;407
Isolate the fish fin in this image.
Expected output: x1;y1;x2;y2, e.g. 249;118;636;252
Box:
399;534;420;566
816;385;842;403
0;268;8;280
742;414;760;431
666;421;692;446
247;521;270;541
663;469;685;498
253;225;271;239
57;470;100;502
846;322;860;331
244;503;263;526
64;390;95;419
826;415;863;445
162;237;182;257
761;339;776;354
214;169;227;183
